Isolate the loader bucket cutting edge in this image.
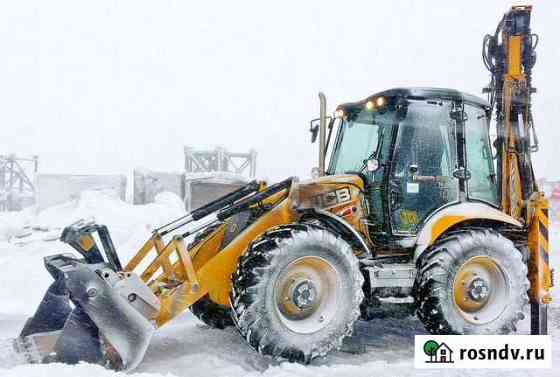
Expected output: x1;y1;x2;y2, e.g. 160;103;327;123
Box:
16;254;157;371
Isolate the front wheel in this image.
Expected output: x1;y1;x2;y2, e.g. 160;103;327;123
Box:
415;229;529;334
230;223;363;362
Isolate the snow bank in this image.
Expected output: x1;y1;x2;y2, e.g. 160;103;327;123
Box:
0;190;186;315
0;207;34;241
31;190;185;247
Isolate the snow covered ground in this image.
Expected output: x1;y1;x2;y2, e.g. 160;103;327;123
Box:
0;193;558;377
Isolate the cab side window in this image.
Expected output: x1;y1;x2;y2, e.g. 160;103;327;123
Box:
464;105;498;205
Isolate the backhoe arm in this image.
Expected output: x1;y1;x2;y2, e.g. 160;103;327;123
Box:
483;5;551;334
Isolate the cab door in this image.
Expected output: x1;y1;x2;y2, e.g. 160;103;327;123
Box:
389;99;460;234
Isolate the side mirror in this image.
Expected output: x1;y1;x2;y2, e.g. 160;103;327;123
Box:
309;118;320;143
309;117;332;144
366;158;380;172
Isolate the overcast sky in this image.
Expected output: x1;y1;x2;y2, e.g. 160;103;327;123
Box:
1;0;558;182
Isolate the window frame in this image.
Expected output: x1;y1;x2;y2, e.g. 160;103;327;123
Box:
463;103;499;208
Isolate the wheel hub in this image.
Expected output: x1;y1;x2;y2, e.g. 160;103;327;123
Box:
468;277;490;302
452;255;510;325
292;280;318;309
274;256;339;334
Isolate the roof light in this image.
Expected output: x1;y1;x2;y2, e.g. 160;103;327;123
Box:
365;100;374;111
375;96;386;107
335;109;345;118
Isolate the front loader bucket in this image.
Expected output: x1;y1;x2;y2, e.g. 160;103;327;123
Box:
15;254;159;371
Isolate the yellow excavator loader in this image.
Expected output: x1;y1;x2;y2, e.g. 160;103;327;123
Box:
12;5;552;371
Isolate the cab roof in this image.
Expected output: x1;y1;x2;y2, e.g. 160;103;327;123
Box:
338;87;490;110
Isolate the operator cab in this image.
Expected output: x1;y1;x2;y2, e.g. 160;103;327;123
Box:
326;88;497;248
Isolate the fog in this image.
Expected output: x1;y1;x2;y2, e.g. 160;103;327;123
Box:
1;0;558;182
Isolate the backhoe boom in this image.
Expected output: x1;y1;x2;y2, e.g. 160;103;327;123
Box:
482;5;551;334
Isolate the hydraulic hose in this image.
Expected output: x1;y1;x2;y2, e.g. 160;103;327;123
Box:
180;177;293;238
157;180;261;236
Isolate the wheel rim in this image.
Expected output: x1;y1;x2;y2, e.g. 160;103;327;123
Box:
274;256;339;334
452;255;510;325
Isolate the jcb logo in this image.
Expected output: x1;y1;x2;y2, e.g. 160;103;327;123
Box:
312;187;351;208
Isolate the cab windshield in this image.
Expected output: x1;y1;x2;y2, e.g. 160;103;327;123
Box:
328;105;396;174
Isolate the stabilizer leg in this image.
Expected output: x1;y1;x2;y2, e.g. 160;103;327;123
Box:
527;194;552;335
530;303;547;335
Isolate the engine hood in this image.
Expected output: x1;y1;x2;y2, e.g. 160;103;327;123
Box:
293;174;365;212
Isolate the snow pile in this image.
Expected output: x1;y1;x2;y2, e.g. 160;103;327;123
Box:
0;207;34;241
31;190;185;247
0;189;185;248
0;190;185;315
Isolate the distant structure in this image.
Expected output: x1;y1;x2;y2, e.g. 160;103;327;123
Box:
134;147;258;210
36;174;127;210
184;146;257;179
133;169;185;205
182;146;257;211
0;154;38;211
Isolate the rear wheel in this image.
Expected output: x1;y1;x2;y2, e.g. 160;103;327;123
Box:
230;223;363;362
415;229;529;334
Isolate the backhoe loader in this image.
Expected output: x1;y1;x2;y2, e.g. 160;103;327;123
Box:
11;4;551;371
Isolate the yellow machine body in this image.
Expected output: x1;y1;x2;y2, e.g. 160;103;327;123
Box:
124;175;366;326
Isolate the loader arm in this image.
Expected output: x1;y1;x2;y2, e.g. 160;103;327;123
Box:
483;5;552;333
123;177;296;325
14;178;296;370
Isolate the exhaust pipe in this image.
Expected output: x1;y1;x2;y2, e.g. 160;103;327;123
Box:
318;92;327;176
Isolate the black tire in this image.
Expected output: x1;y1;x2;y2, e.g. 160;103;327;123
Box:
230;223;363;363
190;295;234;329
188;223;234;329
414;229;529;334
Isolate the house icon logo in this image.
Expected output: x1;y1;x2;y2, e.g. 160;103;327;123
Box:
423;340;454;363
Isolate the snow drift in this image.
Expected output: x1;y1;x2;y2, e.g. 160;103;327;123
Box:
0;190;185;316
